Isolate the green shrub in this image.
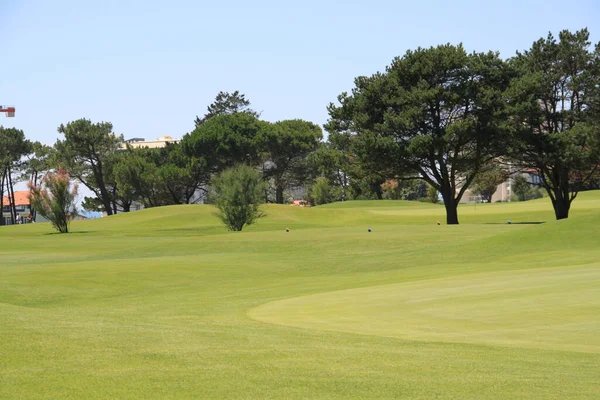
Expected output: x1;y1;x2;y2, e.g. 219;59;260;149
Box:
211;164;267;231
311;177;332;205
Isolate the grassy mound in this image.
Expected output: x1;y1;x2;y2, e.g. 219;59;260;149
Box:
1;192;599;399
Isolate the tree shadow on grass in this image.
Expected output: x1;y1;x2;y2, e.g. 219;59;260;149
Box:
43;231;95;236
484;221;546;225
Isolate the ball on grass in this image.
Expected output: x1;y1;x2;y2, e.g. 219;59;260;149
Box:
368;227;372;232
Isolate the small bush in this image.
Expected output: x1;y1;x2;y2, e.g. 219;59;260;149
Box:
311;177;332;205
28;168;78;234
211;164;267;231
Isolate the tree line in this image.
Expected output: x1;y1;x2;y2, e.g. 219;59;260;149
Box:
1;28;599;226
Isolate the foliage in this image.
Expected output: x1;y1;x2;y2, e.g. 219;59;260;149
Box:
327;44;510;224
195;91;259;127
211;164;266;231
308;139;352;201
427;184;439;204
113;144;209;209
54;119;123;215
20;141;52;186
382;179;428;201
310;177;332;205
470;164;510;202
261;119;322;203
81;196;104;213
511;174;544;202
506;28;600;219
182;113;267;174
0;127;32;225
28;169;78;233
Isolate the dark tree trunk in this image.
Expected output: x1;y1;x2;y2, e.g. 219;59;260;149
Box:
275;185;284;204
7;168;17;224
441;186;459;225
31;171;38;221
370;181;384;200
547;169;572;221
0;168;5;226
93;161;113;216
552;197;570;220
444;200;459;225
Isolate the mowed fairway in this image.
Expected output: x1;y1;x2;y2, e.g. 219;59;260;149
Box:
1;193;600;399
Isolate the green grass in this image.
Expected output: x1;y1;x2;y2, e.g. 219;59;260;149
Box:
1;192;600;399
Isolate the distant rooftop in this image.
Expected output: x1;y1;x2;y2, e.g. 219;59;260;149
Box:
122;136;181;149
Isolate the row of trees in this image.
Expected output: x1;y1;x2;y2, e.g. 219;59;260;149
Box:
326;28;600;223
1;28;599;228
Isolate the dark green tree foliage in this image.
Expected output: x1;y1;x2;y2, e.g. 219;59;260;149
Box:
157;143;210;204
470;163;510;202
262;119;322;203
104;151;135;212
195;91;259;127
328;44;510;224
113;149;163;208
113;143;209;209
381;179;428;200
81;196;104;213
54;119;123;215
308;132;356;201
21;142;52;187
182;113;267;174
211;164;266;231
507;29;600;219
512;175;532;201
0;127;32;225
310;176;332;205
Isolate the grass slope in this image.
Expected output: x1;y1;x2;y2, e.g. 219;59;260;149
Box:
1;192;600;399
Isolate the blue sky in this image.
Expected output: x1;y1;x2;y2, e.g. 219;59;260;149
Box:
1;0;599;146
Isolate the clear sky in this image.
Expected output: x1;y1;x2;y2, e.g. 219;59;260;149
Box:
1;0;599;146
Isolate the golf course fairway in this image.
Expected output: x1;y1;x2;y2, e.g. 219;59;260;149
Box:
1;192;599;399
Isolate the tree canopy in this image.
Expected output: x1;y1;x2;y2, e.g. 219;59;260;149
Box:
506;28;600;219
327;44;511;223
194;91;259;127
54;119;123;215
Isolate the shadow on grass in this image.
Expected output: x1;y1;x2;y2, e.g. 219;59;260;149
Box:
43;231;95;236
484;221;546;225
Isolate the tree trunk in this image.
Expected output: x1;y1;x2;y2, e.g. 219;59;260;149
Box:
444;200;459;225
552;197;570;220
275;185;284;204
31;171;38;222
7;168;17;224
93;162;113;216
370;181;384;200
441;186;459;225
0;168;5;226
548;169;572;220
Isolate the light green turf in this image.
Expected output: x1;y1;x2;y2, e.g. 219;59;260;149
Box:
1;192;600;399
250;264;600;353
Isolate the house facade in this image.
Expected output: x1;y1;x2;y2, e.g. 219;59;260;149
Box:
1;190;49;225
